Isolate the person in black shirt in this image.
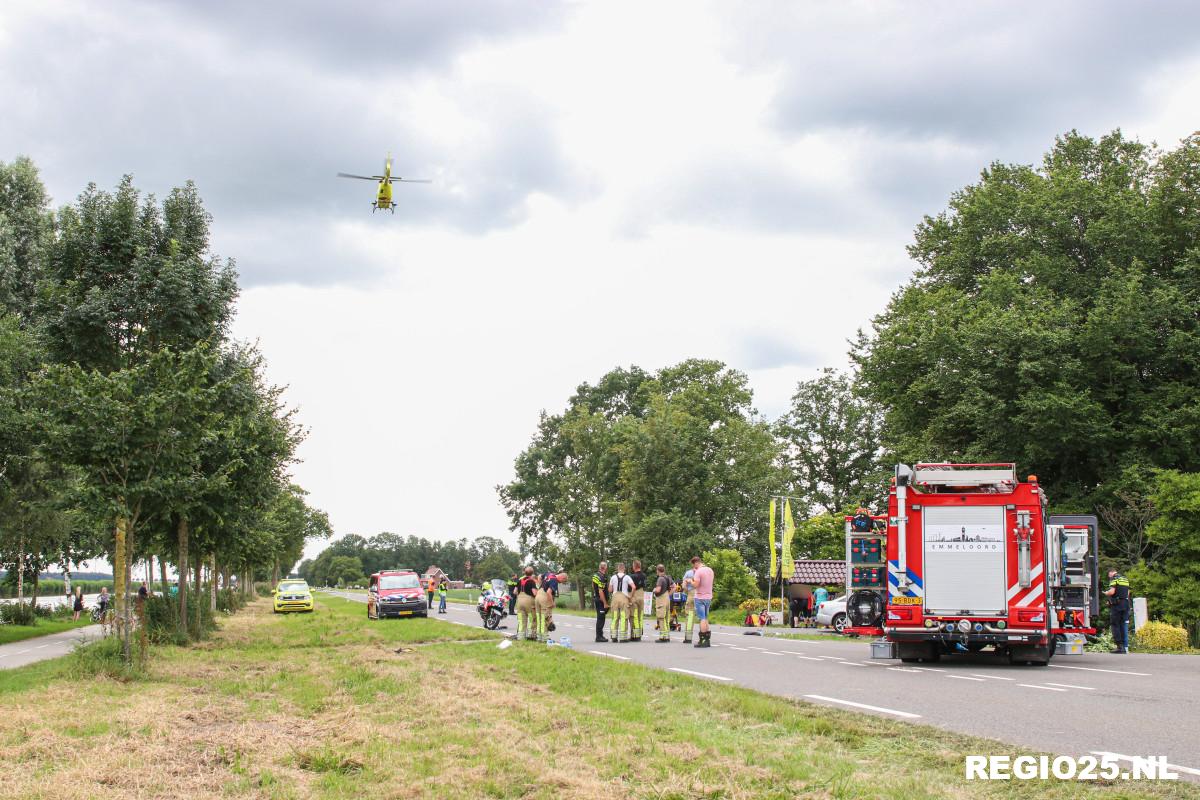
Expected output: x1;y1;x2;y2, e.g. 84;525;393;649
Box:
506;573;518;615
515;567;539;641
652;564;672;642
1104;569;1131;654
592;561;609;642
630;559;647;641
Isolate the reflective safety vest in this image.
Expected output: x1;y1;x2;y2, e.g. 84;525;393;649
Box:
438;581;448;595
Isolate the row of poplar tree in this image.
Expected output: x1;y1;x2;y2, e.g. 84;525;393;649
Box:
0;157;331;659
502;131;1200;636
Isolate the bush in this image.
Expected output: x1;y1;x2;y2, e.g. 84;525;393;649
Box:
67;635;138;681
143;594;217;645
738;598;784;613
1136;620;1190;652
216;588;246;613
702;549;760;609
0;602;36;625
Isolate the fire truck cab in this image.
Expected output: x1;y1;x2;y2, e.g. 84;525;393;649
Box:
845;463;1099;666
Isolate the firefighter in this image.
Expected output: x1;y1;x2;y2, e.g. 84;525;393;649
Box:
629;559;646;641
668;581;685;630
536;569;559;641
608;563;635;643
506;573;519;615
437;577;448;614
652;564;672;642
515;566;539;641
851;506;873;533
681;566;696;643
1104;568;1131;654
593;561;610;642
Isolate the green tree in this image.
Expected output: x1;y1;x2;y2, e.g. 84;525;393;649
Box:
0;157;53;317
1138;471;1200;631
701;548;759;609
776;368;887;514
853;130;1200;515
475;550;516;583
326;555;365;587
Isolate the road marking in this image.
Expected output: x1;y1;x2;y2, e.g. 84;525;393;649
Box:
908;666;945;672
947;675;985;681
838;662;867;667
588;650;629;661
1049;664;1149;676
971;674;1014;680
670;668;733;682
859;661;886;666
35;644;50;649
1018;683;1066;691
796;655;823;661
804;695;921;718
725;645;749;651
16;649;32;655
1045;682;1095;690
761;651;785;656
1091;751;1200;778
888;667;922;673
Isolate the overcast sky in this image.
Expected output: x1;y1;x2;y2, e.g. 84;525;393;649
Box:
2;1;1198;568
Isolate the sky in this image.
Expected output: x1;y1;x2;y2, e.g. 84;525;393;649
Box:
2;1;1198;567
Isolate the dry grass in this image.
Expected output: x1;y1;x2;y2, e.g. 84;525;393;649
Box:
0;597;1196;800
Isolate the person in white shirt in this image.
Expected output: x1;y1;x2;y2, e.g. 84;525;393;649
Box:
607;563;635;643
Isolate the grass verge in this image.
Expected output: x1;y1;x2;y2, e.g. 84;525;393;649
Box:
0;593;1194;799
0;615;94;645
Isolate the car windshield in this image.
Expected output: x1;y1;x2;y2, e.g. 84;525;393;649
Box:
380;575;420;590
279;583;308;593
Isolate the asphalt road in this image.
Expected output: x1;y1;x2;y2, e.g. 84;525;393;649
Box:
0;624;104;670
327;590;1199;780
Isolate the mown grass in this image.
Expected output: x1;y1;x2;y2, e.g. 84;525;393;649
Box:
0;593;1195;799
0;615;94;645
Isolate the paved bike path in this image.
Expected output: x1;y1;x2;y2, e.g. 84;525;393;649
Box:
0;625;104;670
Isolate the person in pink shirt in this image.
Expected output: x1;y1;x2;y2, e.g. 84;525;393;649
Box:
689;555;715;648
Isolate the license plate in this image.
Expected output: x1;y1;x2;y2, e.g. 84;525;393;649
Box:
398;611;412;616
891;596;922;606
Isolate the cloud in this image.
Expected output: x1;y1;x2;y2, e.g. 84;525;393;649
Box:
735;333;822;371
0;2;587;286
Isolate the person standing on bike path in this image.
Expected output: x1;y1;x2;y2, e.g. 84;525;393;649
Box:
593;562;610;642
608;563;635;643
515;567;539;640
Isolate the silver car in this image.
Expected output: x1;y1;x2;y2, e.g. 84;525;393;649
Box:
815;594;848;632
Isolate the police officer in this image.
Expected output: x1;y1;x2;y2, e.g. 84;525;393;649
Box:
515;566;539;641
608;562;635;643
592;561;610;642
1104;568;1131;654
536;569;559;641
506;573;519;615
652;564;672;642
629;559;646;641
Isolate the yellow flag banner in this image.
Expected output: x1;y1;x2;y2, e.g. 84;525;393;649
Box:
781;499;796;579
768;498;777;579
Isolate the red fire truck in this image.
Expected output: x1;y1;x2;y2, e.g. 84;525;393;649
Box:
844;464;1099;666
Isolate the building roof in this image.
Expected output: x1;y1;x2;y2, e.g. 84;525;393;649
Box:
786;559;845;585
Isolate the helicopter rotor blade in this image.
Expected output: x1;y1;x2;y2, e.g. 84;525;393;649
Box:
391;178;432;184
336;172;377;181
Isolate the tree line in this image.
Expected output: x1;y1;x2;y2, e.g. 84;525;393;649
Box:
501;130;1200;637
299;533;521;588
0;158;331;660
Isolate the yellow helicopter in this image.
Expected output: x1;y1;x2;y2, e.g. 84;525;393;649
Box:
337;154;430;213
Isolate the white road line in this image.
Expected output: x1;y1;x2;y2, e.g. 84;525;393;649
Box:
796;655;823;661
761;651;785;656
838;662;867;667
35;644;50;649
804;695;921;719
15;649;32;655
971;674;1014;681
1045;682;1095;690
908;666;945;672
1018;683;1066;691
1049;664;1150;676
670;668;733;682
588;650;629;661
888;667;922;673
725;646;750;651
947;675;985;682
1091;751;1200;778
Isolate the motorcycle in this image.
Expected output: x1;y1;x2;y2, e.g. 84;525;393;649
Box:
477;588;508;630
